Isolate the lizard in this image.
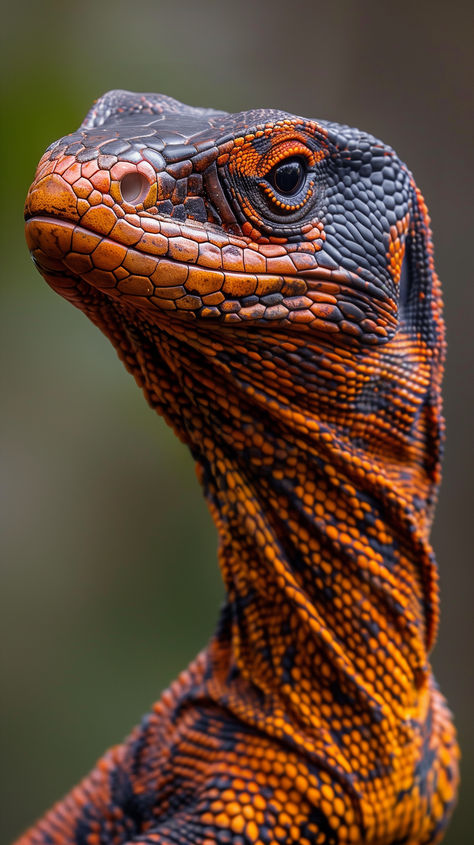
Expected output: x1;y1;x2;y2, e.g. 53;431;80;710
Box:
18;89;459;845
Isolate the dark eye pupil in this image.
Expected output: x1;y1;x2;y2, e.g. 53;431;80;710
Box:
272;159;304;194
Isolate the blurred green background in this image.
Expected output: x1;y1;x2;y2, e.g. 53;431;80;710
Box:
1;1;472;841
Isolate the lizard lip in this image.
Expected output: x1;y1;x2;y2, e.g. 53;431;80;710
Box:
24;176;396;335
25;215;396;337
24;215;293;316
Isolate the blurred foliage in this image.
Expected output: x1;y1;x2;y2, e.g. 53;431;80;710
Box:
1;1;472;842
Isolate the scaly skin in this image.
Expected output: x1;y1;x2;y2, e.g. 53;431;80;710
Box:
19;90;458;845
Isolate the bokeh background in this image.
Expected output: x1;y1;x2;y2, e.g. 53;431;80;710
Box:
1;0;472;841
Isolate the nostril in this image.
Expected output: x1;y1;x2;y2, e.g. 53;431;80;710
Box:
119;171;150;205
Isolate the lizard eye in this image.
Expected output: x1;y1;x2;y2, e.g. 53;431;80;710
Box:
224;136;322;232
268;157;305;196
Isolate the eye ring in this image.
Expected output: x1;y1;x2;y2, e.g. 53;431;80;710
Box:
267;156;306;196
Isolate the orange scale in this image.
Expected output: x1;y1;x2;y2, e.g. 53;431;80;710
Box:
167;237;199;263
72;176;94;199
92;240;127;271
230;815;245;833
81;160;99;179
138;232;168;256
90;170;111;193
88;189;102;207
53;154;77;176
110;218;142;245
81;206;116;236
62;162;82;184
109;181;122;203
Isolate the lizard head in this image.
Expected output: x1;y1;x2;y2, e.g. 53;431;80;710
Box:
25;88;413;343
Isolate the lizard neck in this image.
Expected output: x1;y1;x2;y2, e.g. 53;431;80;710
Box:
201;387;437;725
122;310;441;744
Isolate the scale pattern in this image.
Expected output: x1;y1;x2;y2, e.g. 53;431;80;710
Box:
19;90;459;845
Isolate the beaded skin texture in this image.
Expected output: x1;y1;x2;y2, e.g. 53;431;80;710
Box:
20;90;459;845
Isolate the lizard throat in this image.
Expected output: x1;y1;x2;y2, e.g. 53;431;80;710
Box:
97;298;441;761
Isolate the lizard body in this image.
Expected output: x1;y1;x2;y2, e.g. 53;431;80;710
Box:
19;90;458;844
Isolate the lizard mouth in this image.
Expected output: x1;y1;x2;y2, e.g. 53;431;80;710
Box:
25;214;279;321
24;213;343;328
25;214;396;340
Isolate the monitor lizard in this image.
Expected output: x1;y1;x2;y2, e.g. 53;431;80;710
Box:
19;90;459;845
